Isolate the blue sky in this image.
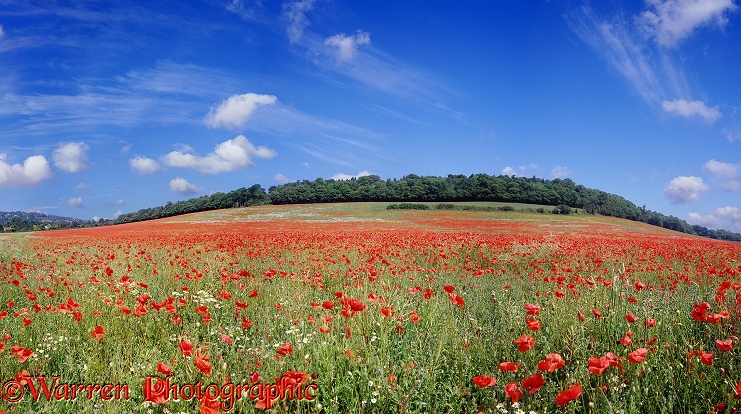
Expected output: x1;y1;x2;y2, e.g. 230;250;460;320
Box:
1;1;740;231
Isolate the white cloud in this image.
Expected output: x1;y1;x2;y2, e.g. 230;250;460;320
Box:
703;159;739;178
105;199;126;207
162;135;276;174
120;142;132;154
204;93;278;130
0;25;5;39
718;181;740;191
67;197;84;208
274;173;292;184
0;154;54;187
662;99;721;123
169;177;200;195
565;4;725;119
282;0;315;44
112;209;124;218
331;170;372;181
688;206;741;232
129;156;162;174
75;182;91;192
324;31;371;62
663;175;709;203
551;166;571;179
53;142;90;173
638;0;738;47
501;163;542;177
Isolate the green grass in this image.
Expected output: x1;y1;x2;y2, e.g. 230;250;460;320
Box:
0;203;739;413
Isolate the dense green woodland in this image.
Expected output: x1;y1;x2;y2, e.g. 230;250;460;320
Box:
3;174;740;241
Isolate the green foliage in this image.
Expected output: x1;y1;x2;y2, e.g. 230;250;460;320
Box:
552;204;572;215
114;184;269;225
387;203;430;210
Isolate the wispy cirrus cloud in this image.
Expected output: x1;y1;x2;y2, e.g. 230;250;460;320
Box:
282;0;315;44
637;0;738;47
279;1;461;118
565;2;729;123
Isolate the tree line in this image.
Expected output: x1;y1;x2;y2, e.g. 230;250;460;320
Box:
4;174;739;241
264;173;739;241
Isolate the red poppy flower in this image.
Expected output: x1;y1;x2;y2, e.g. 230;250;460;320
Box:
276;342;293;357
716;339;734;352
556;382;582;406
525;318;541;331
179;339;194;357
250;372;260;383
471;375;496;388
691;302;709;321
537;353;565;372
522;373;545;394
380;307;395;318
449;293;465;308
699;350;715;366
13;346;33;363
498;361;518;372
241;316;253;329
588;356;611;375
157;362;173;375
322;301;334;310
194;349;212;376
644;318;657;327
592;309;602;319
319;325;330;334
505;382;523;402
91;326;105;340
707;312;730;324
348;298;366;312
409;311;420;323
625;314;638;323
199;391;220;414
513;334;534;352
524;303;540;316
443;285;455;293
628;348;649;363
577;311;585;322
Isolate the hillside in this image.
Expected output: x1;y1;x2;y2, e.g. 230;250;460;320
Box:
112;174;741;242
0;211;82;232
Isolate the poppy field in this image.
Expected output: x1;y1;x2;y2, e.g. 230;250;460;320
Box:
1;202;740;413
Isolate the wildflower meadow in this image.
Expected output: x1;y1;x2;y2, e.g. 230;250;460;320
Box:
0;203;740;413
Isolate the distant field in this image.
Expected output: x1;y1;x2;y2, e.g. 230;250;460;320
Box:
1;203;739;413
